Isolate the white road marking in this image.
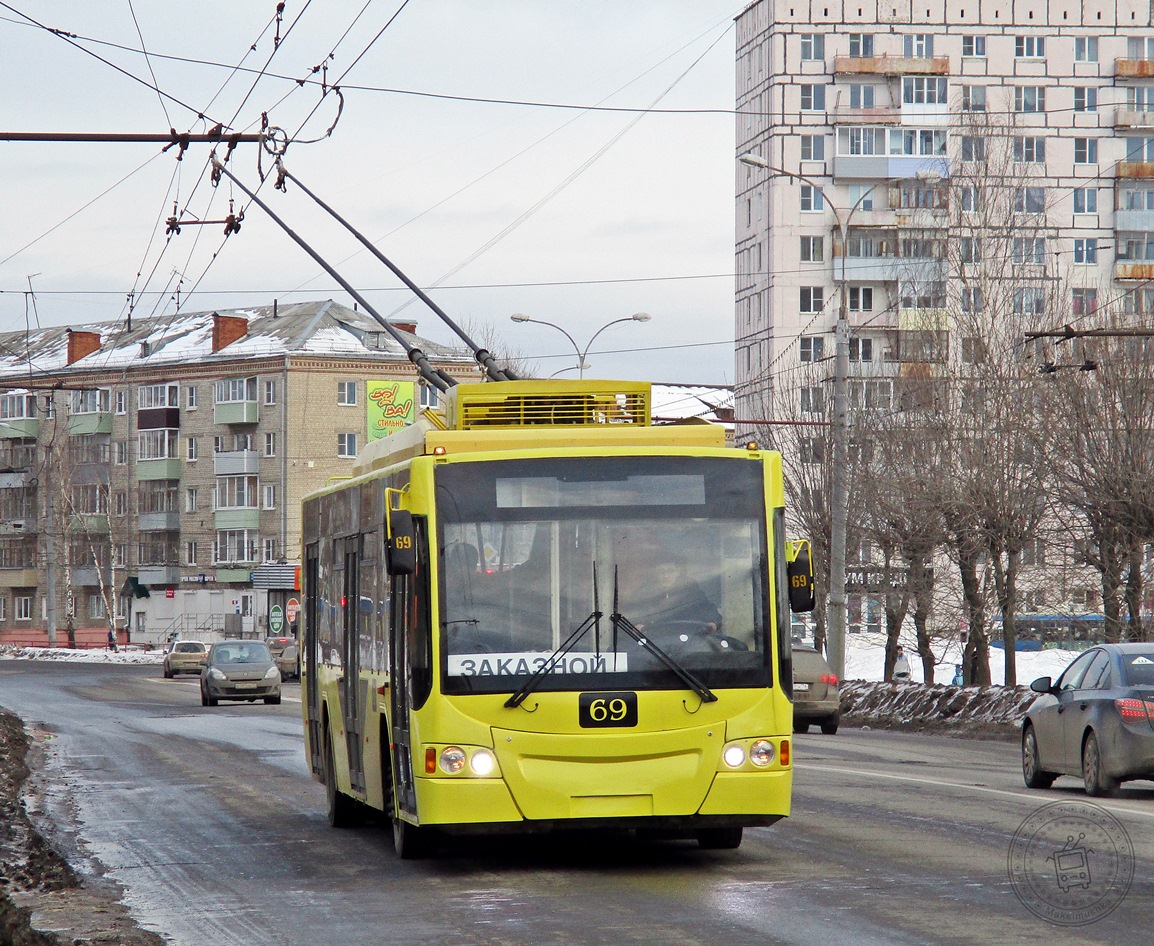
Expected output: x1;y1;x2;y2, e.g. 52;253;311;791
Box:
799;762;1154;820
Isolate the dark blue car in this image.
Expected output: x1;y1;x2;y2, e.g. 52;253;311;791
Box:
1022;643;1154;795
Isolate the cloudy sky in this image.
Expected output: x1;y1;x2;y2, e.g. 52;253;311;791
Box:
0;1;742;383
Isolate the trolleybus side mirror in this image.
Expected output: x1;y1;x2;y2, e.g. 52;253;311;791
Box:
386;509;417;575
786;539;816;613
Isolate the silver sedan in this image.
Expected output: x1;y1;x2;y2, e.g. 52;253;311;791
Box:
200;640;282;707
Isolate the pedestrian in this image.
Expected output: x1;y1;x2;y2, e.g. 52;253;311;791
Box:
892;644;911;681
952;663;964;686
107;628;118;653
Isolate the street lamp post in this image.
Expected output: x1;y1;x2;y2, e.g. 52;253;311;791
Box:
510;313;651;379
738;152;889;680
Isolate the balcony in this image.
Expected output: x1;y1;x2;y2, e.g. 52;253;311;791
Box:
0;470;34;488
137;565;181;586
139;511;181;531
833;56;949;75
71;513;110;534
0;568;38;587
833;154;949;181
836;256;946;283
214;449;259;476
67;412;112;436
214;401;259;425
1116;59;1154;78
1115;108;1154;129
214;508;260;531
0;517;34;536
1116;262;1154;280
1117;162;1154;179
0;418;38;440
831;105;902;125
137;458;183;481
72;566;111;587
1115;209;1154;230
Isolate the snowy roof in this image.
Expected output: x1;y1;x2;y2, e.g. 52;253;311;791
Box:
0;299;475;381
650;383;733;428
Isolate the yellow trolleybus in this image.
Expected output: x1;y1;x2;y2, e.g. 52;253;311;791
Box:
301;379;814;857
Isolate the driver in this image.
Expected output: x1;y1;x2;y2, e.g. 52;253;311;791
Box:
614;528;724;636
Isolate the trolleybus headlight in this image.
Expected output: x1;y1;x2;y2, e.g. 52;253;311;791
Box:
750;740;775;766
723;743;746;768
439;746;467;774
470;749;496;776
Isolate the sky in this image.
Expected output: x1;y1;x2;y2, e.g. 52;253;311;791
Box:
0;1;743;385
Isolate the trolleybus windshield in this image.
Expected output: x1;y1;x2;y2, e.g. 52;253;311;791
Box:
436;456;771;696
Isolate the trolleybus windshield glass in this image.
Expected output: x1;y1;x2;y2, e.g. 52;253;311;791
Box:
436;456;771;695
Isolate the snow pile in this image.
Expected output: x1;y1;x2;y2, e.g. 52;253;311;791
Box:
0;645;162;665
839;680;1038;737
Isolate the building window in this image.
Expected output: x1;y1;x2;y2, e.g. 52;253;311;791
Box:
1015;36;1045;58
113;544;127;568
264;432;276;457
88;595;107;620
961;336;987;364
800;438;825;464
800;34;825;60
961;85;986;112
800;84;826;111
800;336;825;362
263;539;279;563
800;387;823;415
1074;238;1098;264
960;237;981;263
138;384;179;409
1072;288;1098;316
15;596;31;621
1014;288;1046;316
1127;86;1154;109
1074;137;1098;164
962;35;986;58
1013;136;1046;164
1014;86;1046;113
959;185;979;213
1074;87;1098;112
419;385;439;409
215;476;258;510
800;185;824;212
800;287;824;313
0;595;7;622
849;337;873;362
115;491;128;516
903;34;933;58
849;84;875;108
214;377;257;404
1125;136;1154;162
263;484;277;510
961;136;985;162
1075;37;1099;62
848;33;874;58
848;286;873;312
1022;538;1046;567
1073;187;1098;213
1013;187;1046;214
115;390;127;414
186;385;197;409
264;380;277;405
1012;237;1046;265
114;440;128;465
1128;37;1154;59
338;433;357;457
185;541;197;566
214;530;258;565
71;389;110;414
800;236;824;262
186;436;198;461
138;429;178;460
337;381;357;406
801;134;825;161
186;487;198;512
902;76;948;105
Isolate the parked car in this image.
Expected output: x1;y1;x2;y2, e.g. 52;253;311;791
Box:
200;640;282;706
265;636;300;681
792;645;840;734
163;640;208;678
1022;643;1154;796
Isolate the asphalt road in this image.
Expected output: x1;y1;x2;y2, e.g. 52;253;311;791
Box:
1;661;1151;946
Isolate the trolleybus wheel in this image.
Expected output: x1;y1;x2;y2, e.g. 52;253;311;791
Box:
696;827;743;850
392;817;436;860
325;728;363;828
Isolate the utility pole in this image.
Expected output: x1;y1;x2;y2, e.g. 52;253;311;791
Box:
827;256;850;681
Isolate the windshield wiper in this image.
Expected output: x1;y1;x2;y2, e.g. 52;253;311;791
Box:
610;566;717;704
505;563;603;709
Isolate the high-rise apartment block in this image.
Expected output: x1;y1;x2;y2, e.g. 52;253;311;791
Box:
0;300;473;646
735;0;1154;430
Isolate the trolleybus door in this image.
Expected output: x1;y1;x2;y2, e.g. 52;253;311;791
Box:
388;519;429;818
339;535;367;795
304;543;324;776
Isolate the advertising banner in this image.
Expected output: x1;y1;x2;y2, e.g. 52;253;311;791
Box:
366;380;416;440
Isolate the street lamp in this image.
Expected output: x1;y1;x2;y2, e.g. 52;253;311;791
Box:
738;151;890;681
510;313;651;379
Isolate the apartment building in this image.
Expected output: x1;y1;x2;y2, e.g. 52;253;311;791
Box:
0;300;475;646
735;1;1154;643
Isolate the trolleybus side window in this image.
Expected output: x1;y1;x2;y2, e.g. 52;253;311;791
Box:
395;517;433;710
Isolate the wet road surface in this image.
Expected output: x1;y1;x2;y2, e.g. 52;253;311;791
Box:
1;661;1151;945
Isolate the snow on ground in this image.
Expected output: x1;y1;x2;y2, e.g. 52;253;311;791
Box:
0;645;162;665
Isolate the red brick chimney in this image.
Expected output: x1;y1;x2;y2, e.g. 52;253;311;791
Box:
66;330;101;365
212;313;248;352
